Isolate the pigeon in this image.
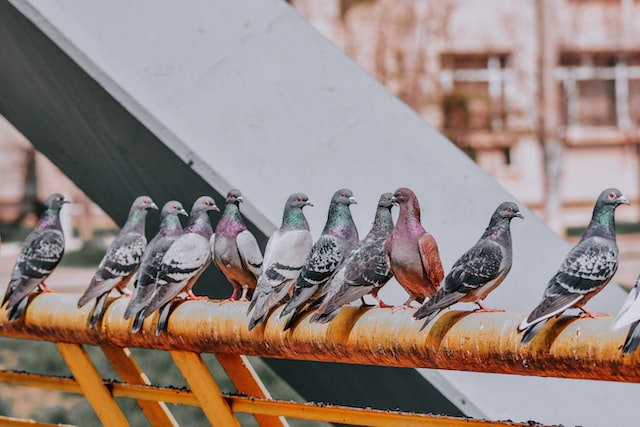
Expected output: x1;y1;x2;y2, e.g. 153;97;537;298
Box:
2;193;69;321
143;196;219;335
384;187;444;310
78;196;158;328
518;188;629;345
123;200;187;333
310;192;396;324
613;274;640;354
414;201;523;330
280;189;359;330
212;189;263;303
246;193;313;331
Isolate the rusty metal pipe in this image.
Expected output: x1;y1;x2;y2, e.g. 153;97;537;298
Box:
0;293;638;382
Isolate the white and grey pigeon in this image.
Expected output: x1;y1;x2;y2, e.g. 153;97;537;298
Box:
143;196;219;335
212;189;263;303
414;201;523;330
280;189;359;331
247;193;313;331
310;192;396;324
78;195;158;328
2;193;69;321
124;200;187;333
612;274;640;354
518;188;629;345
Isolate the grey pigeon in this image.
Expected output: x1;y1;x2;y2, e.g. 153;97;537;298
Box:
414;201;523;330
247;193;313;331
280;189;359;330
384;187;444;310
143;196;219;335
310;192;396;324
212;189;263;303
2;193;69;321
518;188;629;345
78;195;158;328
613;274;640;354
124;200;187;333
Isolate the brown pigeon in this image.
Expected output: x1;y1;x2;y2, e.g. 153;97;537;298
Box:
384;187;444;310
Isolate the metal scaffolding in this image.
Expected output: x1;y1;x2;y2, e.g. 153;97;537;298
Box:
0;292;637;426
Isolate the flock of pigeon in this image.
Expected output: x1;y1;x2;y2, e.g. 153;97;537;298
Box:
2;187;640;354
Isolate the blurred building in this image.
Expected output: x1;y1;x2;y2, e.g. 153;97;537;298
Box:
292;0;640;232
0;115;114;248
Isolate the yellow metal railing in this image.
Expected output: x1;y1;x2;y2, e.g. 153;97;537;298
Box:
1;292;636;426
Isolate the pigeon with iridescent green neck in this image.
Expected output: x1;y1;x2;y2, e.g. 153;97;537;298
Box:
212;189;263;303
124;200;187;333
310;192;395;324
78;195;158;328
2;193;69;321
281;189;359;330
415;201;523;330
144;196;219;335
519;188;629;345
247;193;313;331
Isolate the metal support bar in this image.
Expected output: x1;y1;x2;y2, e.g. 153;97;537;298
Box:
55;343;129;427
217;354;289;427
101;346;178;427
0;415;76;427
3;293;636;383
170;350;241;427
0;370;543;426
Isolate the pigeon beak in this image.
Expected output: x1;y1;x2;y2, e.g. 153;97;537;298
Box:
237;196;244;203
179;208;188;216
305;201;314;207
349;197;357;205
515;212;524;219
150;202;159;210
61;199;71;204
618;196;630;205
212;205;221;212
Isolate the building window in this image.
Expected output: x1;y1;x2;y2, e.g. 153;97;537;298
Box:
558;52;640;130
439;53;512;152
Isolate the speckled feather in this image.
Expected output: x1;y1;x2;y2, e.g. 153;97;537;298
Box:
281;189;359;330
142;196;219;335
2;194;68;321
124;201;187;330
519;188;629;345
311;192;395;324
414;201;522;328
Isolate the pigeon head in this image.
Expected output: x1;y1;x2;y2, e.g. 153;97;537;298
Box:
378;192;395;209
190;196;220;215
161;200;188;218
286;193;313;210
131;196;159;213
331;189;357;207
37;193;69;230
493;202;524;222
392;187;420;220
281;193;312;231
43;193;70;212
225;189;244;205
597;188;630;209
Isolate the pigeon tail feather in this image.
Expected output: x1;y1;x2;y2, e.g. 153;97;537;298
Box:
88;293;108;329
622;320;640;354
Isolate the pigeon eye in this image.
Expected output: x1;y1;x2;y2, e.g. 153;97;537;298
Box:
172;204;177;209
143;200;148;205
609;192;616;199
204;200;210;206
297;197;301;202
340;193;345;197
507;207;513;212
